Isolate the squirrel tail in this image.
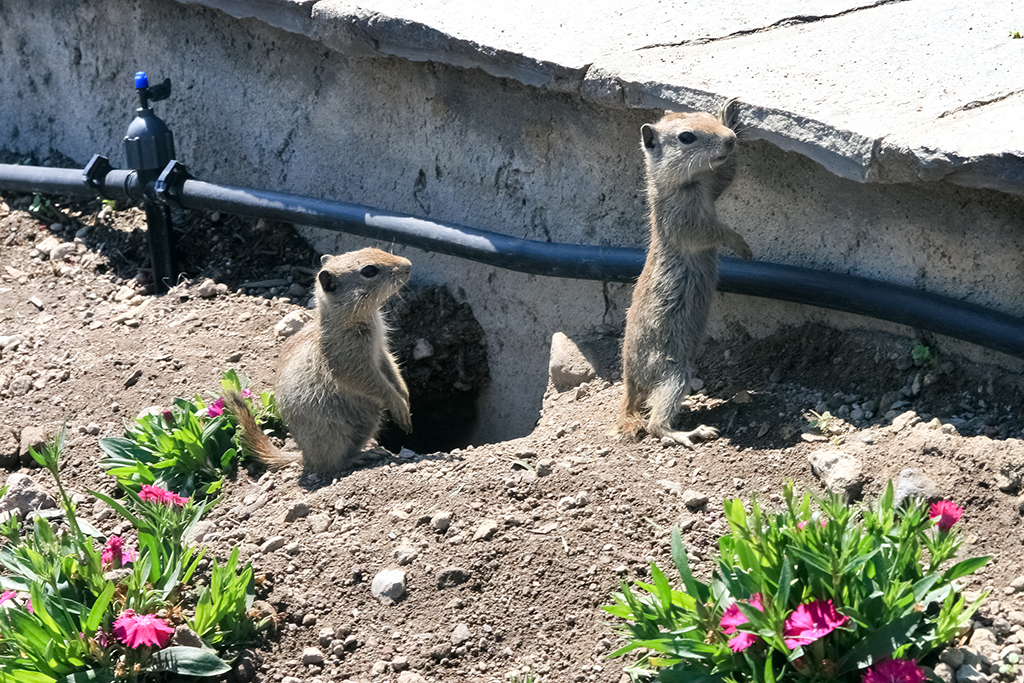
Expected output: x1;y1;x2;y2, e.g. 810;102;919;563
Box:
224;391;298;469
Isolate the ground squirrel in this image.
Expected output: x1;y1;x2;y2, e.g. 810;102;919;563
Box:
615;99;752;447
227;248;413;473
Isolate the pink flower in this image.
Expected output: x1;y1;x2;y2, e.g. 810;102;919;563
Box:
112;609;174;649
930;501;963;532
241;388;252;398
161;409;175;428
783;599;848;649
101;535;136;569
0;590;30;613
203;397;225;417
862;659;926;683
139;484;189;507
721;593;764;652
797;518;828;530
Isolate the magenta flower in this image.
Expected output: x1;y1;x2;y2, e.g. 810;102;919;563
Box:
203;397;225;417
797;518;828;530
0;590;31;613
112;609;175;649
161;409;175;428
929;501;963;532
862;659;926;683
101;535;137;569
783;599;849;649
721;593;764;652
241;388;252;398
139;484;189;507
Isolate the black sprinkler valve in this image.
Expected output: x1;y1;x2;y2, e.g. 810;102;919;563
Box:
124;71;178;293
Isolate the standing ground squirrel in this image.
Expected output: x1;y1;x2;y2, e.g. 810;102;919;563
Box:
227;247;413;473
615;99;752;447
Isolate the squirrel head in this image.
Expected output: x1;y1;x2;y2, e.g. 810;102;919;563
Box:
315;248;411;321
640;109;737;187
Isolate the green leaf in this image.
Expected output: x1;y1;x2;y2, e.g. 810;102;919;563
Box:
777;555;793;609
0;671;57;683
59;670;115;683
671;527;708;602
85;582;116;633
834;612;923;674
941;556;990;583
150;646;231;676
87;491;141;528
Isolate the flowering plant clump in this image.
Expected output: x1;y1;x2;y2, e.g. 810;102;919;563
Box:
604;481;988;683
98;369;280;497
0;424;269;683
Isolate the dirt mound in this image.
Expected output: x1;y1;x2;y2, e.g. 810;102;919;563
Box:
1;191;1022;683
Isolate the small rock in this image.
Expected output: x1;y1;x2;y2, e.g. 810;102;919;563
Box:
412;338;434;360
196;279;219;298
173;624;204;648
308;513;332;534
1010;576;1024;592
431;511;452;532
955;663;986;683
934;662;955;683
371;569;406;605
287;283;307;298
0;473;57;519
302;613;317;627
397;673;426;683
275;311;306;337
535;459;554;477
19;425;49;462
451;623;471;646
436;566;471;589
891;410;921;432
35;235;61;255
807;450;866;501
390;655;410;672
318;627;335;646
682;490;708;509
282;501;310;523
941;648;966;669
50;242;76;261
394;545;419;566
894;468;941;505
301;647;324;665
9;375;33;397
678;510;698;531
548;332;596;392
260;536;286;554
472;519;499;541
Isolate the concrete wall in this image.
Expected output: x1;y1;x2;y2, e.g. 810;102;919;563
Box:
2;0;1023;442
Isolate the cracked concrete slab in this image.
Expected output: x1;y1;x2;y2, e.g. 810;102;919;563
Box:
179;0;1024;195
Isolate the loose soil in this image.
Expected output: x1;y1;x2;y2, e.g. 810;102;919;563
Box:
1;186;1024;683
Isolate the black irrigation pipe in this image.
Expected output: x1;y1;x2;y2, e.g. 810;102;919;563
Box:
1;160;1023;360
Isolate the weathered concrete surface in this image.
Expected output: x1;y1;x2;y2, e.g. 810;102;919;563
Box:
2;0;1023;443
179;0;1024;196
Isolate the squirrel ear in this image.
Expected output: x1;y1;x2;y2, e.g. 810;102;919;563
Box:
718;98;739;130
320;254;331;266
318;270;337;293
641;124;657;150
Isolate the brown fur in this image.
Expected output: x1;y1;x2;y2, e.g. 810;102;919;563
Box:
229;248;412;473
615;99;751;447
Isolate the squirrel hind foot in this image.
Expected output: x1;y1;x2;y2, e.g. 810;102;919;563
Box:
653;424;719;449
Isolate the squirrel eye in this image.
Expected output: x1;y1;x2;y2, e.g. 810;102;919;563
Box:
678;131;697;144
360;265;380;278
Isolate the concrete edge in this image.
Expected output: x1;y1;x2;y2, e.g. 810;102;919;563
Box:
176;0;1024;198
